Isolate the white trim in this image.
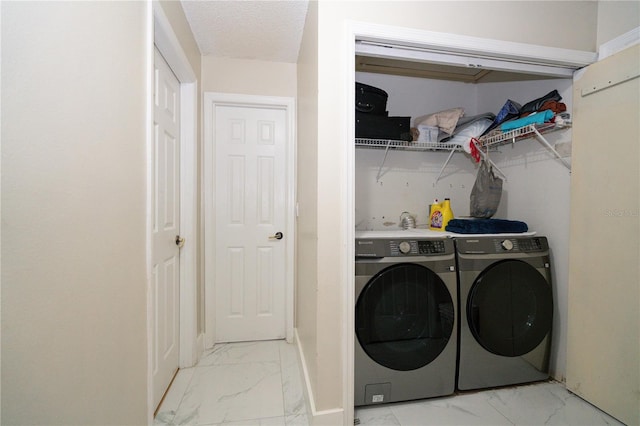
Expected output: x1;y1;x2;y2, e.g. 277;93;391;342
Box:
342;21;356;426
149;1;200;420
203;92;216;349
144;2;154;423
177;80;199;368
356;42;577;78
598;26;640;61
153;3;196;83
342;20;597;426
203;92;296;348
1;2;4;423
352;21;596;68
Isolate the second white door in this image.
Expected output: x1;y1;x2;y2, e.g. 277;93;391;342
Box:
214;104;287;342
152;47;181;410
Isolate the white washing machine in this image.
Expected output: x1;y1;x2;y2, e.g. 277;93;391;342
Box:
456;236;553;391
355;231;457;406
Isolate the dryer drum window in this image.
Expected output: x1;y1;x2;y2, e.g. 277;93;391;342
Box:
467;259;553;357
356;263;454;371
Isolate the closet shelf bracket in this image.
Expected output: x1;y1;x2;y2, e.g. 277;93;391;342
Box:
531;126;572;171
376;140;393;182
435;146;458;183
355;138;465;183
356;121;570;183
479;123;572;171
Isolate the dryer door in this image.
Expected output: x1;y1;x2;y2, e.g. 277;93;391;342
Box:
467;259;553;357
356;263;454;371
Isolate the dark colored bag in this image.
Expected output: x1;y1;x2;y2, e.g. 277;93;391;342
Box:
356;82;388;115
519;90;562;116
483;99;521;135
470;160;503;218
356;112;412;141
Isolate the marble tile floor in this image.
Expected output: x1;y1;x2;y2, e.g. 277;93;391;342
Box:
355;381;624;426
155;340;311;426
156;340;623;426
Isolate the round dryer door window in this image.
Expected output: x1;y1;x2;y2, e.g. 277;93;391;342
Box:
356;263;454;371
467;259;553;357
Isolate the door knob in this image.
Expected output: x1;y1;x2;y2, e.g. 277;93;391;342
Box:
175;235;185;248
269;232;283;240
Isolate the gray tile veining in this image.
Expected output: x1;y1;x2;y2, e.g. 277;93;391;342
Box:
157;341;621;426
155;340;310;426
356;381;625;426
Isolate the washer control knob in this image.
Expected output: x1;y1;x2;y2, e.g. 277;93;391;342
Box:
501;239;514;251
398;241;411;254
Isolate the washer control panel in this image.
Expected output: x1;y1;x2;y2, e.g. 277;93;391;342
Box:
389;240;447;256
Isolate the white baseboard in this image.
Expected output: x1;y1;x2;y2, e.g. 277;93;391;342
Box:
311;409;345;426
294;328;345;426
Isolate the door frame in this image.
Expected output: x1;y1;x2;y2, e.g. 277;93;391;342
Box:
342;20;597;425
203;92;296;348
147;2;200;418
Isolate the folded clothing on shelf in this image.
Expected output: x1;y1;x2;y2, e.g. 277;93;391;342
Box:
500;109;554;132
440;113;495;152
413;107;465;135
445;218;529;234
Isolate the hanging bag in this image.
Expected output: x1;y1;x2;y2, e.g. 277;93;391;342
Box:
470;160;503;218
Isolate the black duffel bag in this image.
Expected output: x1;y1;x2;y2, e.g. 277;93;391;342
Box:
356;112;412;141
519;89;562;116
356;82;388;115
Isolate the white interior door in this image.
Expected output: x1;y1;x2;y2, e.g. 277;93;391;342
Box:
152;47;181;409
214;104;287;342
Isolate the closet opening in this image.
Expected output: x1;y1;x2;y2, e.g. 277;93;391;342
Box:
344;21;597;424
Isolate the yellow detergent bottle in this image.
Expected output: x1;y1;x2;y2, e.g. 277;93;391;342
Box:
430;198;454;231
429;199;443;231
441;198;454;230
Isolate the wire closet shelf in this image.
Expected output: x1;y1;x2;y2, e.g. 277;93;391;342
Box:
355;122;571;182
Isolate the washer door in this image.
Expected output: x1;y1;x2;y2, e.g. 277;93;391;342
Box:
467;259;552;357
356;263;454;371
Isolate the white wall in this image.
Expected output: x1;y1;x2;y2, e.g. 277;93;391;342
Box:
295;0;321;416
202;56;297;97
1;2;148;424
597;1;640;48
355;72;481;230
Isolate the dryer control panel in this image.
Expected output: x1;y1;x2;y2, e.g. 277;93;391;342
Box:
457;236;548;254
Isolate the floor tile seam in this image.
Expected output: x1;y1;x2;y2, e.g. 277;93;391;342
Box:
195;359;283;368
212;414;288;425
278;344;309;418
170;363;271;426
360;409;401;426
483;401;518;426
385;396;517;426
278;345;289;421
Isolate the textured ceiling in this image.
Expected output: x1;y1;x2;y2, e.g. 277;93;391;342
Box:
181;0;310;63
